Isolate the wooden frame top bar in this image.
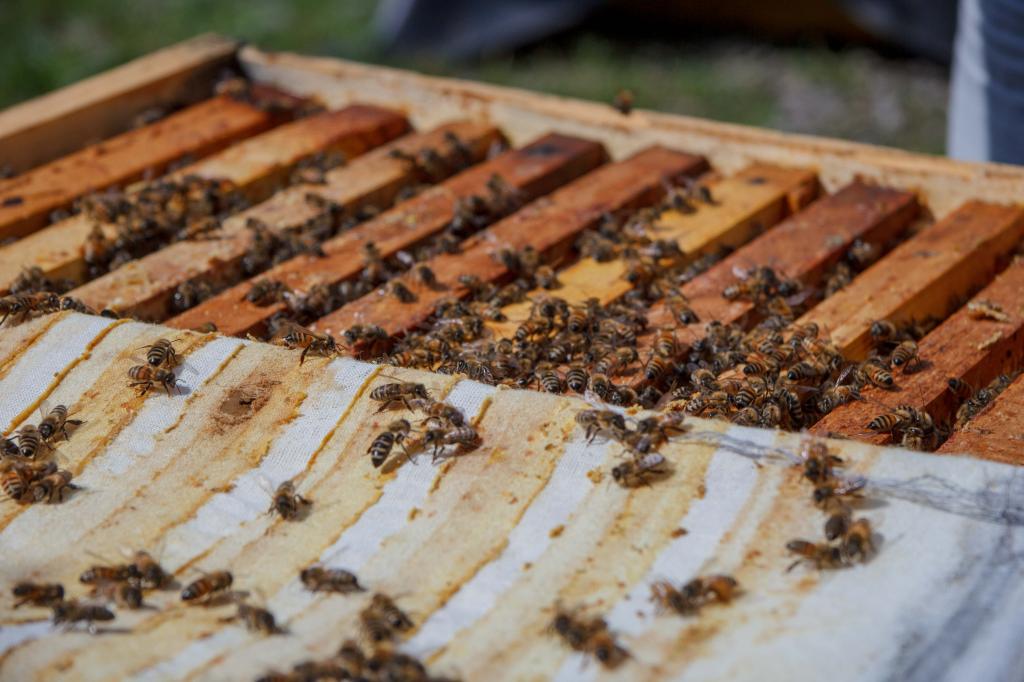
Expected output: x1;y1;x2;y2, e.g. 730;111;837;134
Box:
0;95;276;241
0;34;239;174
168;132;607;336
312;145;708;338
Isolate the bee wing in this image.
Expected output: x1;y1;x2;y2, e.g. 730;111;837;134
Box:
731;265;752;281
255;474;276;498
836;476;867;495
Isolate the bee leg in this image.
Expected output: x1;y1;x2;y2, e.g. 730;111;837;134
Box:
299;346;311;365
786;558;805;573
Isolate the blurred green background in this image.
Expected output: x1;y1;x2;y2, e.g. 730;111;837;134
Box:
2;0;948;153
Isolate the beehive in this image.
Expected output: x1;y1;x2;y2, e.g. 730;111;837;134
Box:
1;34;1024;681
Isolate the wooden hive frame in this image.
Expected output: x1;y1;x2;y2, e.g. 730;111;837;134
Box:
2;35;1024;682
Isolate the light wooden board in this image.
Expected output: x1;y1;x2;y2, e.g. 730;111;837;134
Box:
0;34;238;174
0;313;1022;681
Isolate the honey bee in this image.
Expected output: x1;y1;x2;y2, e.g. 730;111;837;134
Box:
89;580;144;609
221;602;281;635
947;377;973;399
889;340;919;372
691;368;719;391
171;278;214;313
360;593;413;643
812;478;866;512
370;381;430;412
413;399;465;427
611;453;668;487
12;582;64;608
299;566;364;594
665;291;699;324
388;280;417;303
611;89;634;115
246;279;290;306
16;424;44;458
549;606;629;668
128;365;178;395
272;321;338;364
29;469;78;503
869;320;898;342
432;426;480;460
860;360;894;389
79;558;139;585
38;404;81;443
536;368;563;393
51;600;116;633
575;409;626;443
368;419;412;468
130;550;169;590
785;539;846;571
268;479;310;521
565;364;589;393
816;384;860;414
799;439;843;484
535;265;560;290
786;359;828;382
824;505;852;541
841;518;874;561
413;264;441;290
181;571;233;604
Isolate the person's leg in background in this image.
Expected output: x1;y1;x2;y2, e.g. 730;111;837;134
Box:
948;0;1024;164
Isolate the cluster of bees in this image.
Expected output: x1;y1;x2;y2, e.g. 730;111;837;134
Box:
12;549;169;633
949;372;1017;430
128;337;182;395
1;404;81;505
257;638;457;682
367;381;478;469
250;170;519;341
0;290;102;327
80;174;246;279
575;408;687;486
549;605;630;669
786;439;875;570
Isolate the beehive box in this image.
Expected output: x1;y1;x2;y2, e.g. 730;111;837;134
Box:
1;34;1024;682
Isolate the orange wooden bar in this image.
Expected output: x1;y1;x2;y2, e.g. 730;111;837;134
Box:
635;182;919;359
70;121;502;320
812;257;1024;444
312;146;708;339
167;133;607;337
796;201;1024;361
0;105;410;292
939;372;1024;464
0;95;278;241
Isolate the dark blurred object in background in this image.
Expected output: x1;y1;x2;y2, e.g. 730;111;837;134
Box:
377;0;959;62
948;0;1024;163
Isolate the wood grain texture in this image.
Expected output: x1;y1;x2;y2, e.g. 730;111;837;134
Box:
0;34;238;174
797;201;1024;360
939;372;1024;463
0;95;276;241
813;257;1024;444
487;164;820;338
0;313;1023;681
311;146;709;338
69;121;503;321
167;133;608;337
0;105;411;293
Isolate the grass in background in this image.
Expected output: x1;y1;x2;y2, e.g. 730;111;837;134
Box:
1;0;948;153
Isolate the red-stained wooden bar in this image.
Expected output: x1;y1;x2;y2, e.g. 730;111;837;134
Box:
167;133;608;337
70;121;502;321
311;146;709;339
633;182;920;361
0;105;410;293
0;95;279;241
939;372;1024;464
812;257;1024;444
796;201;1024;361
